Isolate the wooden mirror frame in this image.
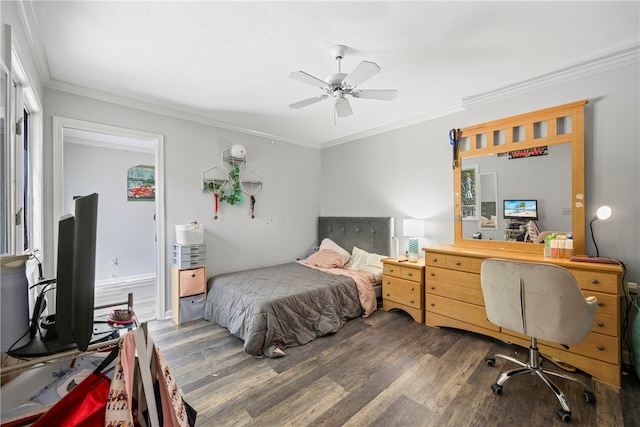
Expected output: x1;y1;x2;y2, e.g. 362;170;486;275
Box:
453;100;588;255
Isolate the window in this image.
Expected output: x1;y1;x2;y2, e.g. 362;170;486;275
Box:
1;39;42;258
1;62;8;254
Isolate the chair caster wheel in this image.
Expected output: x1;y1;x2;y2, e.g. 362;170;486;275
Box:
486;357;496;367
491;383;502;395
556;409;571;423
584;389;596;404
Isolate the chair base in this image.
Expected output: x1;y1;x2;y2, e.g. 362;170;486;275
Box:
486;338;596;423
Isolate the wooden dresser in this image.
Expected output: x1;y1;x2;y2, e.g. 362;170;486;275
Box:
424;245;623;387
382;258;425;322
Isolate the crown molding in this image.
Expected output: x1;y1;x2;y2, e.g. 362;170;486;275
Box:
323;45;639;148
42;41;638;151
16;0;51;85
320;103;464;149
462;45;639;109
45;79;319;149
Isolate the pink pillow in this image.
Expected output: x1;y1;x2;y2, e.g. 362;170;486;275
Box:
302;249;346;269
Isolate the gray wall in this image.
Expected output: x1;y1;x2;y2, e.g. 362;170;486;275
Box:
322;62;640;283
44;89;322;310
64;142;155;280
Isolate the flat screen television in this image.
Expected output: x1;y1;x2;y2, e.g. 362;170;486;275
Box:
503;199;538;221
57;192;99;351
11;193;99;357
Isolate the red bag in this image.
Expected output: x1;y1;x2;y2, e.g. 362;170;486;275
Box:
30;348;118;427
31;372;111;427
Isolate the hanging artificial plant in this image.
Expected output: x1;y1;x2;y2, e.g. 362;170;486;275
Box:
222;164;244;205
203;164;244;206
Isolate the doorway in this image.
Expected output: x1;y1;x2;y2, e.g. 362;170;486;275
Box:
52;117;165;321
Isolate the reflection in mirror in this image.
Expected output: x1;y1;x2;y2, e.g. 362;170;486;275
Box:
461;143;572;242
479;172;497;231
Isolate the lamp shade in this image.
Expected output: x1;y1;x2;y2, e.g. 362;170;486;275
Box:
403;219;426;237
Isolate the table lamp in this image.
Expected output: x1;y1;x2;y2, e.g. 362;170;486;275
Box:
589;205;612;257
403;219;426;262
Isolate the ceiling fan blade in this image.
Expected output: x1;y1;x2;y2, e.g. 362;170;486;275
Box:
352;89;398;101
342;61;381;88
335;98;353;117
289;95;328;109
289;71;328;89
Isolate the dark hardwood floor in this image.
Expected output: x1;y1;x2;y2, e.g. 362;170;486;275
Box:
148;309;640;427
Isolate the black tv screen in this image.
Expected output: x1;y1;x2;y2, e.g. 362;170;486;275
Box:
57;193;98;351
503;199;538;220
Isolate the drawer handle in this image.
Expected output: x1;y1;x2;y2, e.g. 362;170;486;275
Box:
597;321;604;327
430;272;435;277
432;258;438;262
430;303;435;307
597;345;605;351
591;279;599;285
410;299;415;304
597;301;604;307
389;268;394;272
386;293;390;297
386;281;391;285
410;286;415;291
455;261;461;266
430;286;435;290
407;272;413;277
191;273;196;278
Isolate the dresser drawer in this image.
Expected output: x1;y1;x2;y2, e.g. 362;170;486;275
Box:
400;266;423;282
383;276;421;296
445;255;470;272
383;264;401;278
582;290;618;317
383;288;422;310
593;312;618;337
179;267;206;297
426;294;498;331
179;293;205;323
502;328;619;365
425;266;480;290
425;253;446;268
571;270;619;295
426;281;485;306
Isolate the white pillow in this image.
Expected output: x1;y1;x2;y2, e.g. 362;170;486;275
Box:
345;246;386;282
319;238;351;265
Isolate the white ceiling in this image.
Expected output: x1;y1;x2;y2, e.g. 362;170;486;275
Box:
27;1;639;148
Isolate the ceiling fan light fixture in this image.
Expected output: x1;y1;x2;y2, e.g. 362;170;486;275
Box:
288;44;397;118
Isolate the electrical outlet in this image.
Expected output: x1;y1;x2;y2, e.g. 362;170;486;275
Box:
561;208;572;215
111;257;118;266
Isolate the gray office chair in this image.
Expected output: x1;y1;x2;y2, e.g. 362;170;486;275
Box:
481;258;598;423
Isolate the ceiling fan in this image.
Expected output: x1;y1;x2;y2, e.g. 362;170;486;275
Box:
288;45;398;118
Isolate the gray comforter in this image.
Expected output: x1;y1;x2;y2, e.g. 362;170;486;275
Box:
204;262;363;357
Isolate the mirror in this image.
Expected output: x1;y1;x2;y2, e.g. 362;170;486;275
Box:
453;100;587;255
461;143;572;241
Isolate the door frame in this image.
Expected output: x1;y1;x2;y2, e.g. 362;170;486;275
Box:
52;116;165;319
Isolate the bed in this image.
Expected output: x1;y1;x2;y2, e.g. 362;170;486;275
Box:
204;216;394;358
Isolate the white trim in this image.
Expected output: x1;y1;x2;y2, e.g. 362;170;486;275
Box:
65;136;154;154
15;0;51;84
95;272;155;287
52;117;166;320
462;45;640;109
45;79;318;150
41;45;639;150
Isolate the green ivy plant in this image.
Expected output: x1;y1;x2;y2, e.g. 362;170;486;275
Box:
203;164;244;206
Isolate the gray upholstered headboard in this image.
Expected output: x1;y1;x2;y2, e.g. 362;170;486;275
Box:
318;217;395;256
